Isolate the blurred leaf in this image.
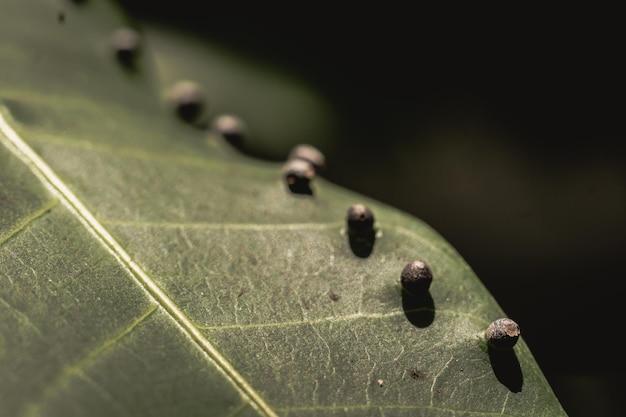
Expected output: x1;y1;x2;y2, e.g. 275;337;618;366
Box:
145;25;335;159
0;1;565;416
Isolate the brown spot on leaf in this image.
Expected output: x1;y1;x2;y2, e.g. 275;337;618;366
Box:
328;290;341;302
409;368;424;380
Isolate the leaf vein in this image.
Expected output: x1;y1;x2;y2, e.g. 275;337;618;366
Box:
101;219;468;271
201;308;489;331
21;306;157;417
430;355;455;406
0;295;43;337
104;219;342;231
0;112;278;417
0;198;57;247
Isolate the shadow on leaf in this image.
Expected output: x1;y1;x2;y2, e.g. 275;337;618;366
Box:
401;289;435;328
488;346;523;393
287;181;314;196
348;230;376;258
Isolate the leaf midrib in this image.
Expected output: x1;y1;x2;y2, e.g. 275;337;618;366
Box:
0;111;278;417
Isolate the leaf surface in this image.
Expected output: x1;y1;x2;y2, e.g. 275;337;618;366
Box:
0;1;566;416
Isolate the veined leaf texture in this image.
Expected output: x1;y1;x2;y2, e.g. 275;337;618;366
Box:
0;1;566;416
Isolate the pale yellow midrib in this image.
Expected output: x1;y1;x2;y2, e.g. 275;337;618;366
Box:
0;111;278;417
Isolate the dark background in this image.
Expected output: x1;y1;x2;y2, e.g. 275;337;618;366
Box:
117;3;625;416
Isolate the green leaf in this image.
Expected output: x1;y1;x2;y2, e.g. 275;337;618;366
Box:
145;25;336;159
0;1;566;417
